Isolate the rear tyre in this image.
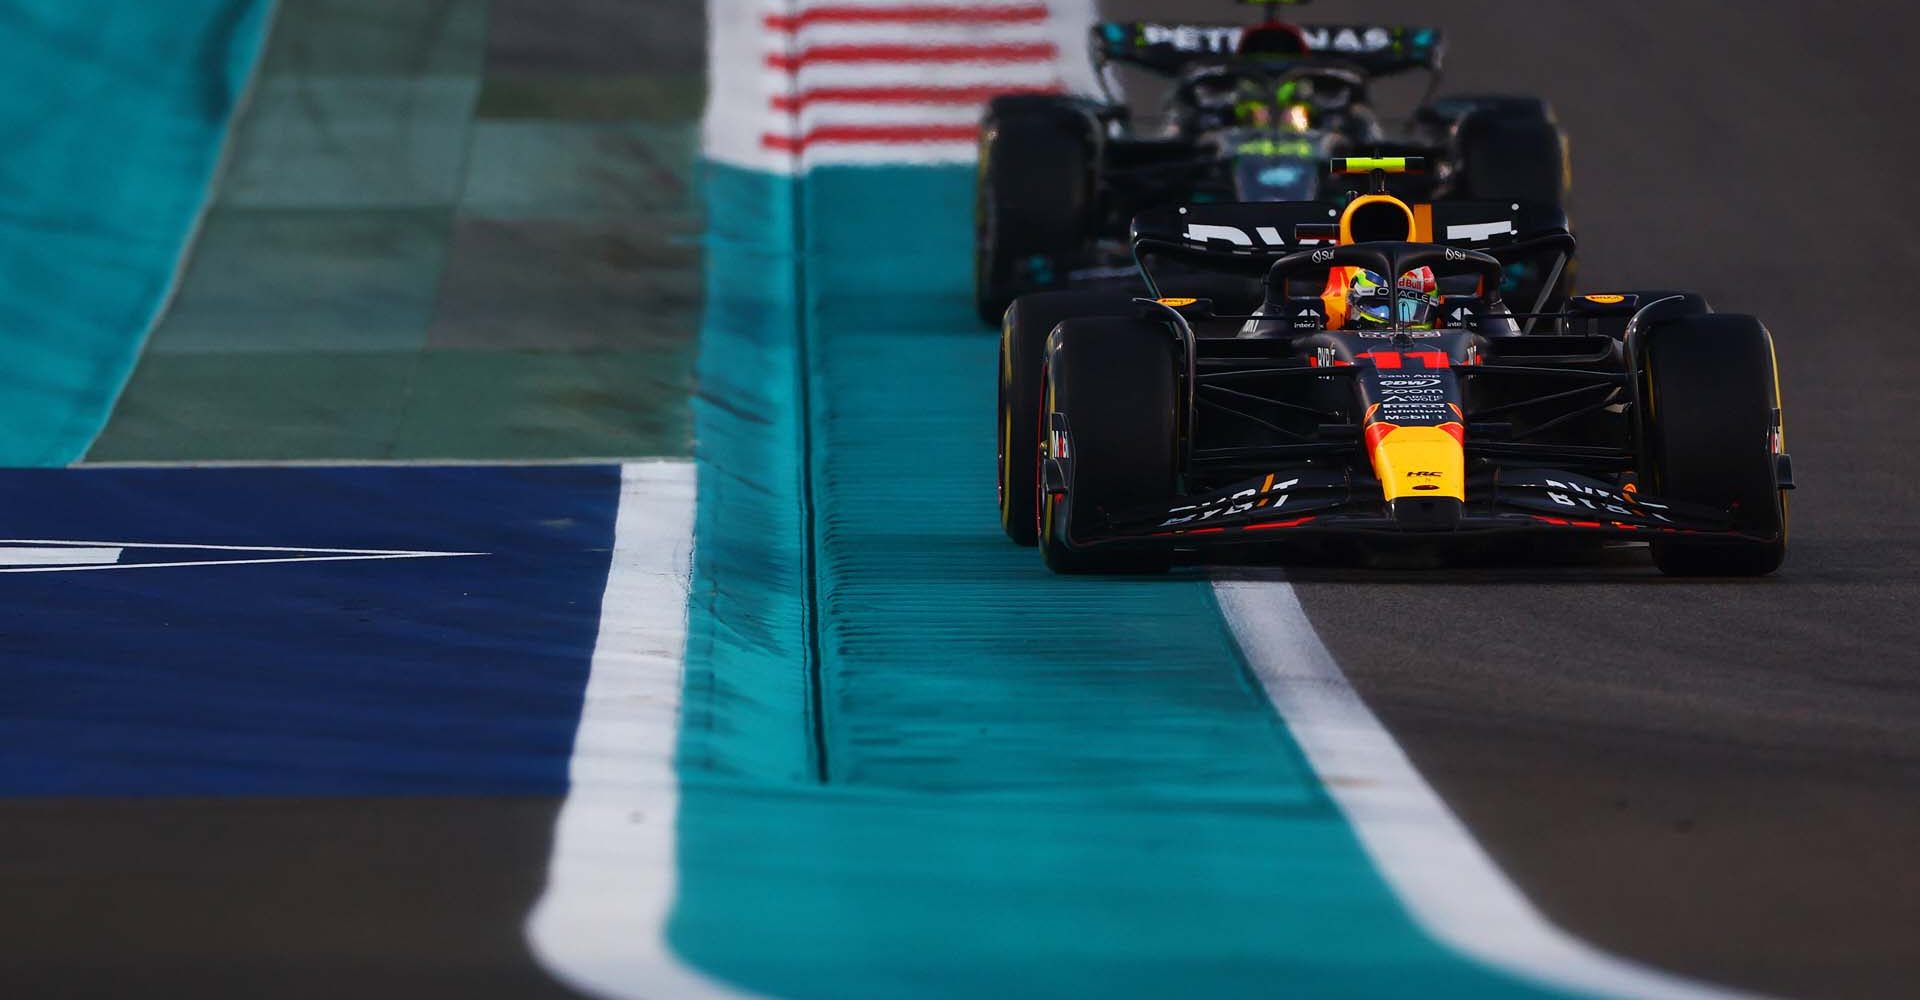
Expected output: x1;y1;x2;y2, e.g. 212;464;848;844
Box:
1038;318;1178;574
975;104;1095;327
1454;100;1568;208
1454;99;1572;309
999;291;1137;545
1637;314;1787;576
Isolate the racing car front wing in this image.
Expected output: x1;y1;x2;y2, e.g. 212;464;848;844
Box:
1052;464;1767;552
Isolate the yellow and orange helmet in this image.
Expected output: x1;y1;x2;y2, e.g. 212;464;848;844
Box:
1322;266;1440;330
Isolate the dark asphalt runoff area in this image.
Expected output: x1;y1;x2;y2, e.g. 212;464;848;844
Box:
1101;1;1920;996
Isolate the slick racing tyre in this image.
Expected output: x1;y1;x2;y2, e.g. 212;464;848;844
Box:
1038;318;1178;574
1637;314;1788;576
1454;98;1567;208
1454;98;1571;309
975;102;1095;327
999;291;1137;546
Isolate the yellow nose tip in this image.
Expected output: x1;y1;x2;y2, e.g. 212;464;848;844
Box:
1370;424;1465;501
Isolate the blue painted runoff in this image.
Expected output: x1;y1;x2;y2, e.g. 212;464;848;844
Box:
0;464;620;795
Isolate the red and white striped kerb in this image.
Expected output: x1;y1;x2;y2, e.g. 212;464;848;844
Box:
706;0;1093;169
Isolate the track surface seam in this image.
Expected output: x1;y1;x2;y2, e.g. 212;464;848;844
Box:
793;168;834;785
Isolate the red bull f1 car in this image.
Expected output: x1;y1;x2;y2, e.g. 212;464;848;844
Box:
996;159;1792;576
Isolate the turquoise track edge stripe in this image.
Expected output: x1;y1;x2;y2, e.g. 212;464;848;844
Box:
674;162;814;785
0;0;276;467
74;0;281;466
670;159;1576;998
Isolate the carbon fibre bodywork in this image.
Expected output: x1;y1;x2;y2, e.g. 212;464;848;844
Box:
1024;222;1791;565
973;16;1571;321
1046;323;1753;554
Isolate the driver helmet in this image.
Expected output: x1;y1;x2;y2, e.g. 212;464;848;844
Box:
1345;266;1440;329
1234;78;1313;131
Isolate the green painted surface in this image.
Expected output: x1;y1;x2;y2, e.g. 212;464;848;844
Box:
476;78;705;122
138;207;453;354
671;164;1566;997
87;0;705;463
0;0;271;465
90;349;690;461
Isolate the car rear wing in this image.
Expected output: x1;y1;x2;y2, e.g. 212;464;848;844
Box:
1129;198;1576;325
1130;199;1571;265
1090;21;1445;78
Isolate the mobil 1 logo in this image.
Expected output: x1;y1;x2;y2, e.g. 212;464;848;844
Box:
1362;369;1460;425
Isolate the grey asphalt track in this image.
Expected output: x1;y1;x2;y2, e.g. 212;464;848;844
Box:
0;798;579;999
1100;1;1920;996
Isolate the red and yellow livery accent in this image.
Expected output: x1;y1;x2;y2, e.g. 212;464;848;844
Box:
1365;422;1466;502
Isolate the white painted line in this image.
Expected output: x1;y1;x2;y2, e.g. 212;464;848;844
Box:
77;457;672;468
781;23;1057;47
0;539;481;555
786;141;981;166
766;0;1045;9
0;539;482;574
772;61;1061;90
0;547;122;567
525;461;752;1000
706;0;791;173
1039;0;1098;95
1213;578;1772;1000
792;102;1000;129
0;553;479;574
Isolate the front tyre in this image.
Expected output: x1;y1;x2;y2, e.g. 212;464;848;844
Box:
1038;318;1179;574
998;291;1137;545
1638;314;1788;576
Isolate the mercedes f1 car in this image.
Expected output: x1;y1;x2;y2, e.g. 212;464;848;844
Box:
996;160;1792;577
974;0;1571;325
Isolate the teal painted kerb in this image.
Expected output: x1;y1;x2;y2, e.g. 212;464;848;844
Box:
674;161;1569;998
0;0;272;465
678;163;814;782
